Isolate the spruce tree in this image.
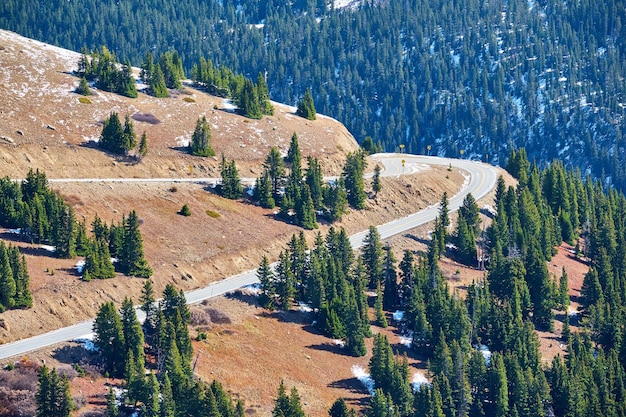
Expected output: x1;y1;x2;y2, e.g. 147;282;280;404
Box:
257;255;276;309
296;88;316;120
372;164;382;196
99;112;125;154
257;72;274;115
189;116;215;157
305;157;324;210
76;76;92;95
151;65;169;97
238;78;262;119
362;226;384;288
343;151;367;209
220;155;243;199
119;211;152;277
123;113;137;153
375;281;388;328
263;146;286;197
93;301;126;378
138;131;148;158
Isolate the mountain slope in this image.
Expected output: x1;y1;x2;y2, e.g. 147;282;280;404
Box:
0;31;476;348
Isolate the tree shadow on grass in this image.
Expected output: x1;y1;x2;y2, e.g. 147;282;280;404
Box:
52;344;91;365
306;342;354;357
328;378;372;407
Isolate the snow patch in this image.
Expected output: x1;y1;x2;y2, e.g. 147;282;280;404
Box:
351;365;375;395
399;333;413;348
75;260;85;273
412;372;430;391
298;302;313;313
40;245;55;253
222;99;237;112
392;310;404;322
74;335;98;352
332;339;345;347
478;344;492;365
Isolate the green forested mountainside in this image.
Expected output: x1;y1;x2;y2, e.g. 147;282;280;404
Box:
1;0;625;190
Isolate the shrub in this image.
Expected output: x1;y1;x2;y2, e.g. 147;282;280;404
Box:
179;204;191;216
206;209;220;218
169;186;178;193
78;97;92;104
183;97;196;103
196;332;208;341
190;308;211;326
205;307;231;324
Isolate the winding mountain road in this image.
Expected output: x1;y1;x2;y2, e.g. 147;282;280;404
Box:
0;154;498;360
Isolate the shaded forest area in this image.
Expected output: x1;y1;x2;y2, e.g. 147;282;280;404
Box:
1;0;625;190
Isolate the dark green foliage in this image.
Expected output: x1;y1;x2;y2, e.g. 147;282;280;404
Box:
7;0;626;191
374;281;388;328
361;136;382;155
219;155;243;200
263;147;286;198
83;238;115;279
372;164;382;196
93;301;126;378
137;131;148;158
257;255;276;309
296;89;316;120
273;382;306;417
99;112;137;155
343;151;367;210
329;398;357;417
76;76;91;95
178;204;192;216
76;46;137;98
0;242;31;310
36;366;73;417
254;171;275;209
361;226;383;289
189;116;215;157
118;210;152;277
237;78;262;119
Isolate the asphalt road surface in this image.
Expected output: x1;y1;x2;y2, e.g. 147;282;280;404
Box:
0;154;498;360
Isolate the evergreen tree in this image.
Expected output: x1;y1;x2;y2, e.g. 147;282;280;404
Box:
99;112;125;155
119;210;152;277
305;157;324;210
151;65;169;97
296;89;316;120
382;244;399;310
117;60;138;98
362;226;384;288
93;301;126;378
264;146;286;197
329;398;357;417
140;279;158;349
255;171;276;208
238;78;262;119
343;151;367;209
36;366;73;417
106;387;118;417
220;154;243;199
123;113;137;152
375;281;388;328
257;72;274;115
372;164;382;196
76;76;91;95
138;131;148;158
189;116;215;157
257;255;276;309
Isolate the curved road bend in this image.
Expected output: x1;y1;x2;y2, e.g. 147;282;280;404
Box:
0;155;498;360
